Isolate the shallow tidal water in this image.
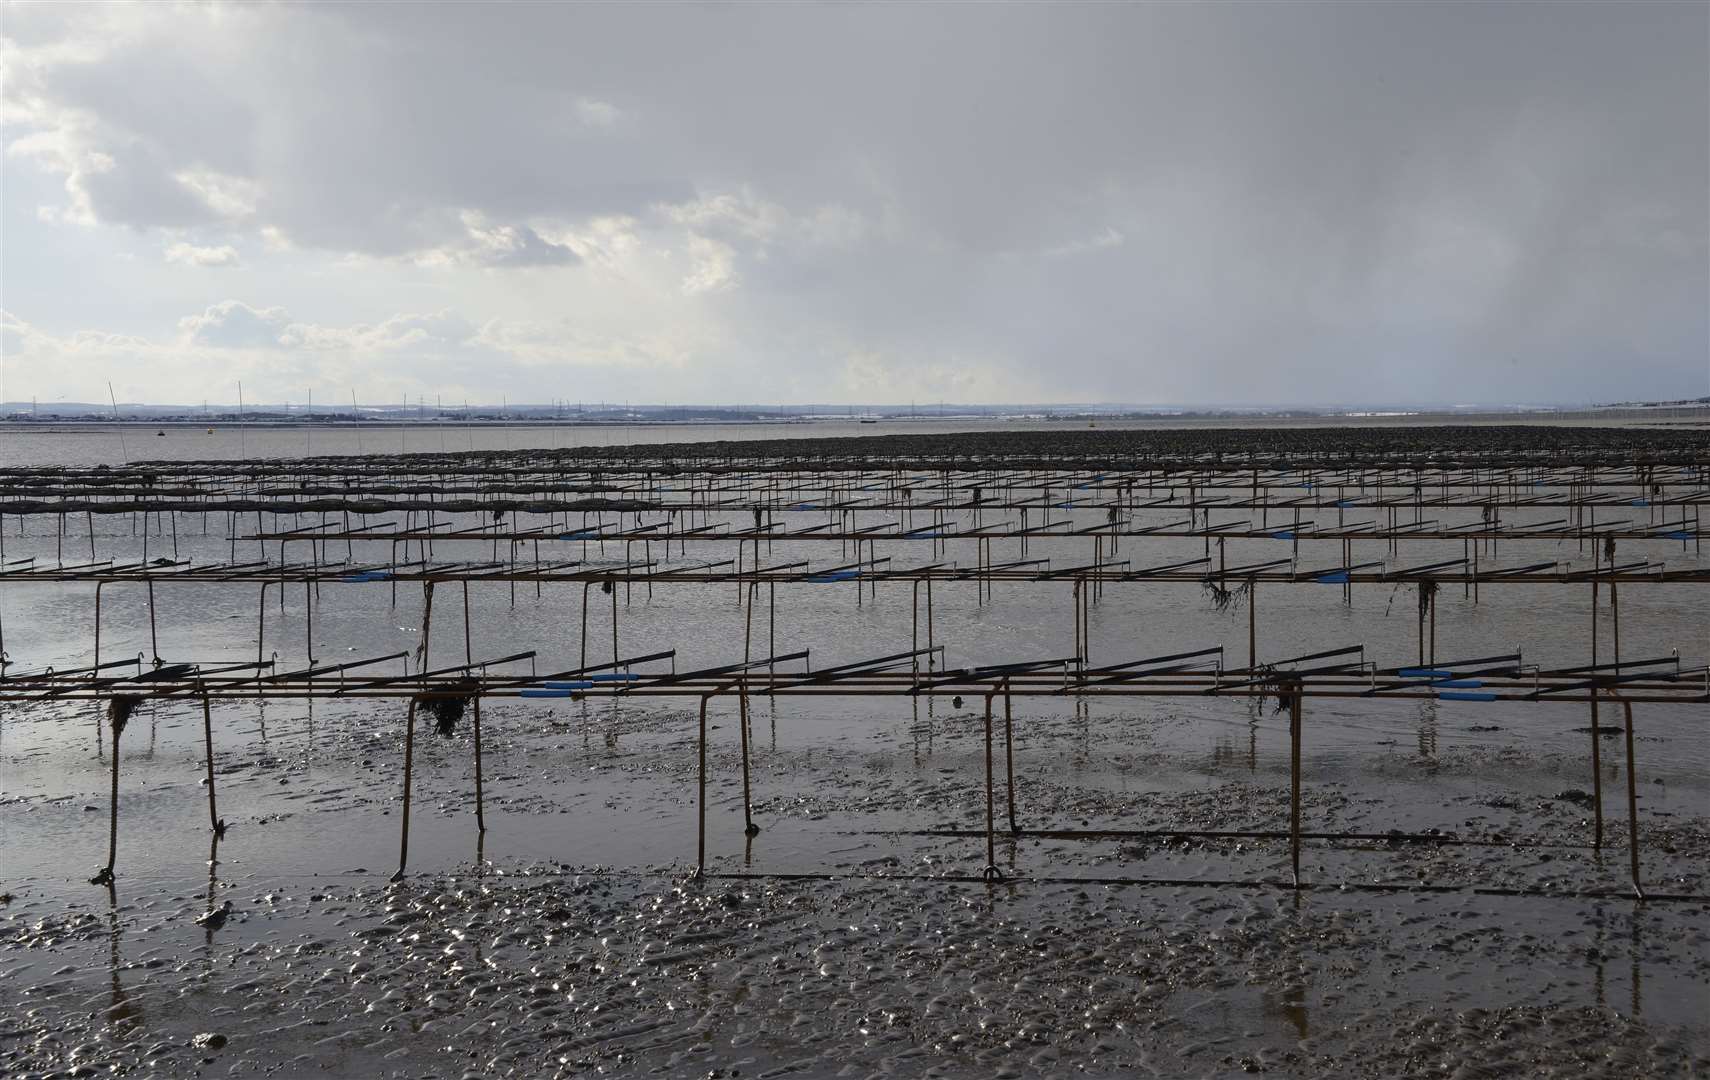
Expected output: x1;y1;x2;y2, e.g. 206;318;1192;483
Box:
2;429;1708;1078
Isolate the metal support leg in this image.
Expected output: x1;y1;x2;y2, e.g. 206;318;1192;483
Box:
392;699;416;882
91;703;121;886
1003;683;1018;834
739;686;758;836
202;694;224;835
473;696;486;834
1289;689;1303;888
462;582;473;665
580;580;590;671
1620;697;1644;900
982;693;1002;881
695;692;710;879
147;581;160;666
1248;580;1257;671
1590;581;1603;849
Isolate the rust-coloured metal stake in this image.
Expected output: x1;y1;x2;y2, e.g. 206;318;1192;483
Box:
92;702;121;886
462;582;473;665
1590;581;1603;849
473;696;486;834
392;698;416;882
739;685;758;837
1003;682;1018;834
744;582;755;664
695;691;710;879
147;580;160;666
1429;590;1436;667
202;692;224;835
579;580;590;671
1248;580;1257;672
1289;688;1303;888
255;582;268;674
1618;696;1644;900
982;692;1002;881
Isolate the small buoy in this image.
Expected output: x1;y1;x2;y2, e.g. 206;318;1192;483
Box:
155;430;166;436
206;428;214;434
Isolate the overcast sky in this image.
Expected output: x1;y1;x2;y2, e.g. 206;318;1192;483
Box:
2;2;1705;408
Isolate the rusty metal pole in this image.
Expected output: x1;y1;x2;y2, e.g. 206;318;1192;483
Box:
982;692;1002;881
580;580;590;671
1003;680;1018;834
739;683;758;837
472;695;486;834
462;582;473;666
92;702;121;886
202;692;223;835
744;582;755;665
1611;581;1621;673
392;698;416;882
1429;590;1436;667
1618;697;1643;899
1418;585;1426;667
1248;580;1257;671
1289;687;1303;888
926;578;935;672
695;691;710;879
255;582;266;672
1072;581;1082;666
1590;581;1604;849
911;579;920;682
147;580;160;666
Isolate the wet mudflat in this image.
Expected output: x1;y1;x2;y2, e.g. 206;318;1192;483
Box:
3;425;1708;1077
4;689;1708;1079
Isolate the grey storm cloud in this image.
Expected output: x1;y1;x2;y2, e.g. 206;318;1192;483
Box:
2;1;1705;404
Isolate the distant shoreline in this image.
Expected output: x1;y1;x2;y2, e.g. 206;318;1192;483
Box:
2;410;1706;433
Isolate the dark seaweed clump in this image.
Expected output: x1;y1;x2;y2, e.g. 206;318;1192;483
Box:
107;694;142;736
415;682;479;737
